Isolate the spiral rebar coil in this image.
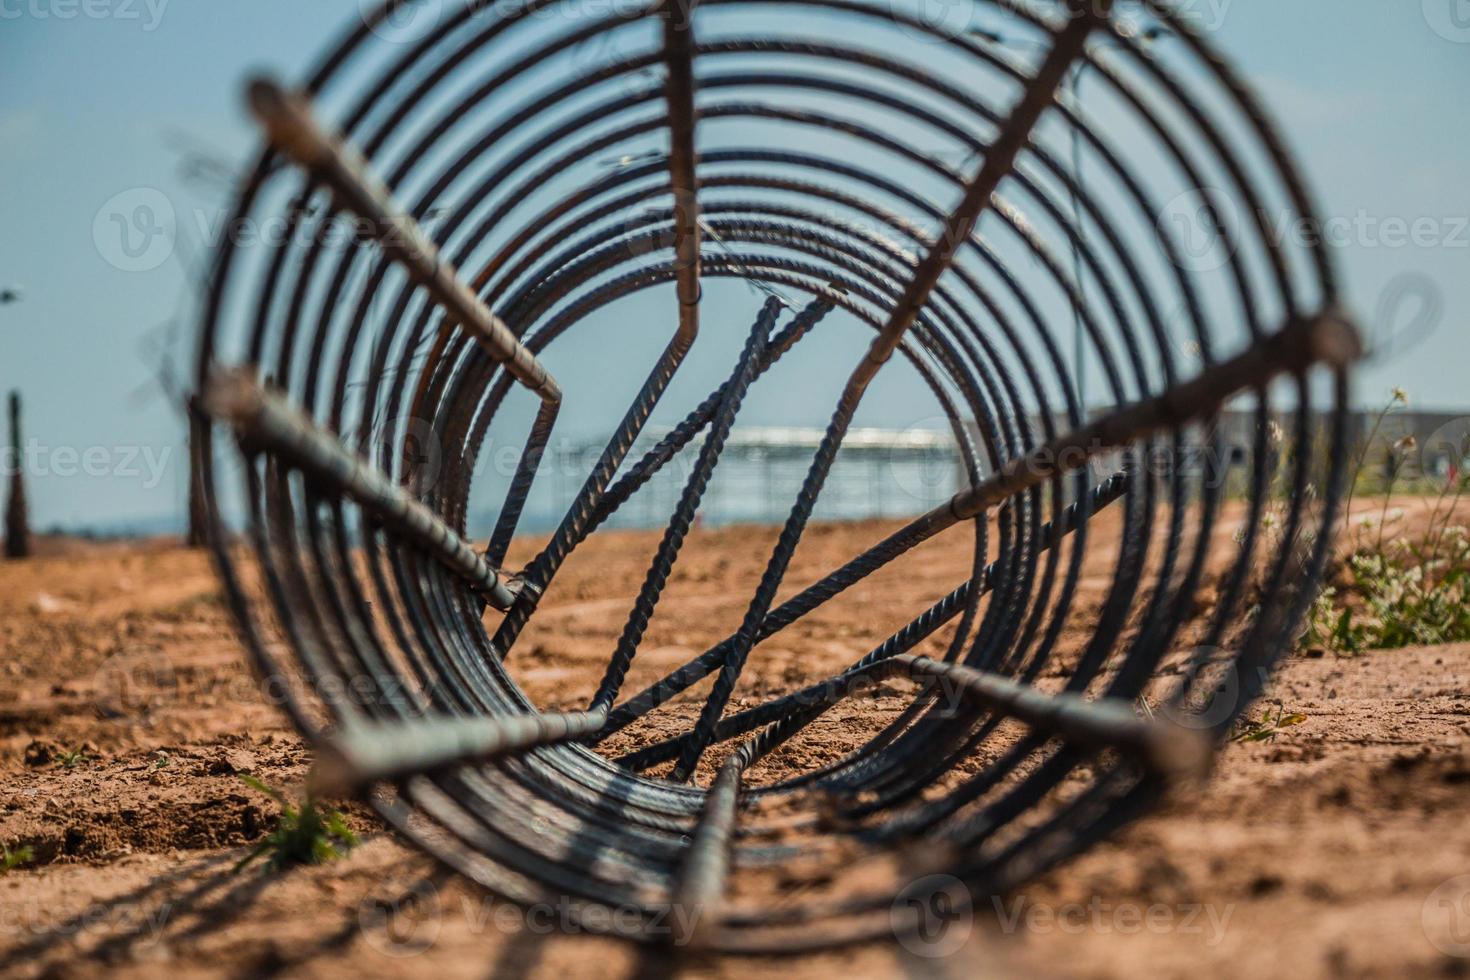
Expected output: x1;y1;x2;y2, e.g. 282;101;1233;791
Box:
195;0;1359;952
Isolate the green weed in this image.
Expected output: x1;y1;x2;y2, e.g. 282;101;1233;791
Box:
1230;702;1308;744
234;776;359;874
1302;389;1470;653
2;841;34;873
55;748;88;769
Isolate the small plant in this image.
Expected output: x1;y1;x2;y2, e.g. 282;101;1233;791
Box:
55;748;88;769
153;751;170;769
235;776;358;874
2;841;34;873
1230;702;1308;744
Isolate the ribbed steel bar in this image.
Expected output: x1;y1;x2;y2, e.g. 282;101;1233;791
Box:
900;655;1210;780
203;368;517;609
245;77;562;404
659;0;703;341
590;298;778;712
669;0;1115;782
613;469;1131;769
671;752;745;947
602;307;1351;747
311;707;610;796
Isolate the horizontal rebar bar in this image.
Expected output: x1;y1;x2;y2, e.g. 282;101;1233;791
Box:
311;707;609;797
666;650;1205;800
942;310;1360;523
203;368;517;609
246;77;562;404
896;655;1210;781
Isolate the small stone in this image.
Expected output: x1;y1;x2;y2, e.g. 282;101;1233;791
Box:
209;748;258;775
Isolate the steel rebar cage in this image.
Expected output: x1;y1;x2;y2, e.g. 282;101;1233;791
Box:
195;0;1359;952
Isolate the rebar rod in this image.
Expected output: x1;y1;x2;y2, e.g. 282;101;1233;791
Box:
602;468;1131;748
203;368;517;609
245;77;562;405
311;707;610;797
670;0;1116;781
898;655;1210;781
671;752;745;947
613;470;1132;768
659;0;703;342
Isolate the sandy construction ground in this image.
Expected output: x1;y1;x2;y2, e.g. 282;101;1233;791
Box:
1;509;1468;978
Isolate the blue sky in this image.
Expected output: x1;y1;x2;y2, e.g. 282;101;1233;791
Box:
0;0;1466;531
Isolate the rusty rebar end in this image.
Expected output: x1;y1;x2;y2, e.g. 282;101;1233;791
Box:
1300;309;1364;369
306;735;360;801
244;75;287;121
1143;722;1215;788
245;75;328;167
200;366;266;432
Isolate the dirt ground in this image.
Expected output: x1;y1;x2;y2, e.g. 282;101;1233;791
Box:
2;503;1469;978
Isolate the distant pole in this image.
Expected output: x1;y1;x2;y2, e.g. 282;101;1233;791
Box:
5;390;30;559
186;395;208;548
